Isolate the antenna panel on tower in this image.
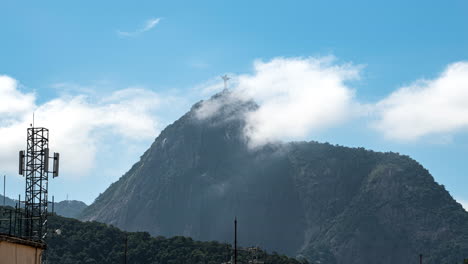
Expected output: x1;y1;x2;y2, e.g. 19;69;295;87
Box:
19;150;25;175
53;153;60;178
44;148;50;172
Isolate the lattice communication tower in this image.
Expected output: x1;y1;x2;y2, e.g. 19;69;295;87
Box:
19;126;59;242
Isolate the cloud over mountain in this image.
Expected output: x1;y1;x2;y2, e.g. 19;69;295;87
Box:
196;58;468;146
196;56;363;147
3;58;468;193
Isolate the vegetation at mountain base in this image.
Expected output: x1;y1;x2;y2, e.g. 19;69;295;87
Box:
46;213;308;264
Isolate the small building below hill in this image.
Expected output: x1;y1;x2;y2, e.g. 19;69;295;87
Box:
0;234;44;264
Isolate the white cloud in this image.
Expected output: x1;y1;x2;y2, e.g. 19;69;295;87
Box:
117;18;161;37
196;56;362;147
0;76;35;121
0;77;167;178
374;62;468;141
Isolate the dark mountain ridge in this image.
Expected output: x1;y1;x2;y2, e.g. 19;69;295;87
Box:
53;200;88;218
80;91;468;263
0;194;87;219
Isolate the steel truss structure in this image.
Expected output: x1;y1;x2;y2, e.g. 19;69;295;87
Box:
19;126;58;242
24;127;49;241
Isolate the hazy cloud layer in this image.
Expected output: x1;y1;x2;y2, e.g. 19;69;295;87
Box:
0;76;166;178
374;62;468;141
196;57;362;147
4;58;468;180
117;18;161;37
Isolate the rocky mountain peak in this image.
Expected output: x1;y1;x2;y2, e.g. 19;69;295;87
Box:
80;94;468;264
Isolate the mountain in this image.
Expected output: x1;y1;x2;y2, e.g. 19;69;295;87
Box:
53;200;88;219
80;91;468;263
0;195;87;219
45;211;306;264
0;194;16;207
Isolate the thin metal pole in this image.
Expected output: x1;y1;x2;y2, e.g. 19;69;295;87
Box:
234;217;237;264
18;195;21;237
419;254;422;264
9;209;12;235
52;196;54;214
14;203;17;235
3;175;5;206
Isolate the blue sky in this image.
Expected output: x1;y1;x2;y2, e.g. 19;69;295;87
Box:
1;0;468;206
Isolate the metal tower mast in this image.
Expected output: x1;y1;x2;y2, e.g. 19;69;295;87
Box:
19;126;59;242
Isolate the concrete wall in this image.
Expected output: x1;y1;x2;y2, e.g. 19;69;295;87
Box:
0;240;43;264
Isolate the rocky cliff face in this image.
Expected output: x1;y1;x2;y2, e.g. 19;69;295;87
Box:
80;91;468;263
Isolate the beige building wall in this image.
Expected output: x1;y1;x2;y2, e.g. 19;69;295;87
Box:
0;236;43;264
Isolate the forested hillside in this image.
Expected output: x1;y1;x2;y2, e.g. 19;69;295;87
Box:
46;214;307;264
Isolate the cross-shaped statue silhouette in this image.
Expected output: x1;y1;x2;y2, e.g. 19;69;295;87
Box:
221;75;230;90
